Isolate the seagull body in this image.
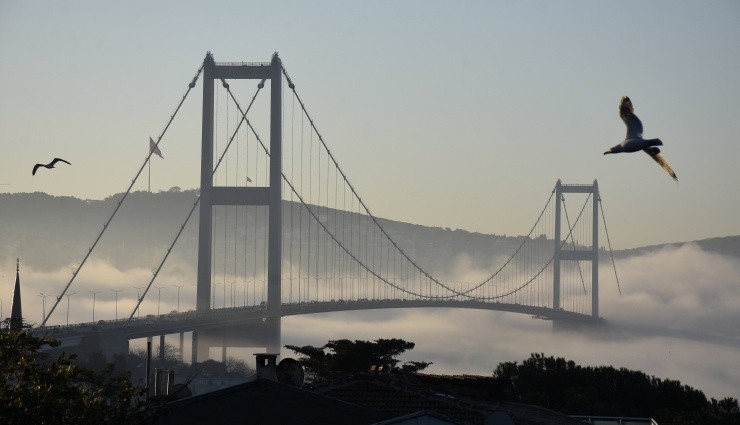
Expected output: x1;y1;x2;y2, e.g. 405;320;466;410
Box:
32;158;71;175
604;96;678;181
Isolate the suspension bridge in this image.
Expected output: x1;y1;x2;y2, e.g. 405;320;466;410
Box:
33;53;620;363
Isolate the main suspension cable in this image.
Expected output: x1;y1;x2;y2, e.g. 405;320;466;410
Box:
598;197;622;295
459;188;556;296
43;63;204;326
223;81;452;299
471;192;592;301
562;196;588;295
282;64;553;299
281;63;591;300
127;77;265;322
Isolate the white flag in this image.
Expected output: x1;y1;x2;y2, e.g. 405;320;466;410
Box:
150;137;164;159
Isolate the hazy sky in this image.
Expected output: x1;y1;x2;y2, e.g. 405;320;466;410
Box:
1;1;740;248
2;1;740;400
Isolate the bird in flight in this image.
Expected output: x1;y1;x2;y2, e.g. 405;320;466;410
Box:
604;96;678;181
32;158;71;176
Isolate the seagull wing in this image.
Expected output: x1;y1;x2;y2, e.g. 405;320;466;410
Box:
620;96;643;139
644;147;678;181
51;158;71;166
32;163;43;175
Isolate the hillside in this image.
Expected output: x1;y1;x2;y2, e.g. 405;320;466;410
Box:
1;190;738;274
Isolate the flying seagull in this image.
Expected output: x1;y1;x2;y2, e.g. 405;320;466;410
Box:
32;158;71;176
604;96;678;181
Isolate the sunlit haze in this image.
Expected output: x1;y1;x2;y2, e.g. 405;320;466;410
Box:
1;1;739;248
1;0;739;402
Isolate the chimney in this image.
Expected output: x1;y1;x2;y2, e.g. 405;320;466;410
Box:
153;368;176;398
166;370;175;396
154;368;164;396
10;259;23;331
254;353;279;380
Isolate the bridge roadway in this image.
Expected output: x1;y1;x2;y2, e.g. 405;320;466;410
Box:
39;299;597;342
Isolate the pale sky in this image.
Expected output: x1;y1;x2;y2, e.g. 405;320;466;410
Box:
1;1;740;249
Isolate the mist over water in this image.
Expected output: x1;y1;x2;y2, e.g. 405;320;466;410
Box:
281;243;740;399
4;244;739;399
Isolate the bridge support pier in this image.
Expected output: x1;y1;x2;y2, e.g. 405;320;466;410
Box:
159;334;166;361
179;332;184;362
189;318;281;363
192;330;209;364
266;317;281;354
98;334;129;360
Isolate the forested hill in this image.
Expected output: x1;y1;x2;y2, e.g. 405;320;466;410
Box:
614;235;740;260
1;190;738;273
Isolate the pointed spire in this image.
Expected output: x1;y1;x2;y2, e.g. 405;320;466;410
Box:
10;258;23;331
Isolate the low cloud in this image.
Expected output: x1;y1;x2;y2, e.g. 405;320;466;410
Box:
281;243;740;399
5;243;739;399
603;243;740;338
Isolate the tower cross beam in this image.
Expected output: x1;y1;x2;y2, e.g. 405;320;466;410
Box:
211;187;270;206
212;64;271;80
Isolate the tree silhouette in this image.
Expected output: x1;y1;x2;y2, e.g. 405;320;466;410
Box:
286;338;431;382
0;326;155;424
492;353;740;425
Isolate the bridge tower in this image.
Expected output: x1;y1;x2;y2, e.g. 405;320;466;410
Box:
194;53;283;361
553;179;600;319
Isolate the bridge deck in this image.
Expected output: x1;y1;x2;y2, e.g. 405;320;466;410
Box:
39;300;597;340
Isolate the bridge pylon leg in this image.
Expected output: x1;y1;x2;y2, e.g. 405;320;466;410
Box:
553;179;600;321
194;52;284;358
191;330;209;364
266;317;281;354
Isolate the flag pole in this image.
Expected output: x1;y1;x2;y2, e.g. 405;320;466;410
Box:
148;136;163;193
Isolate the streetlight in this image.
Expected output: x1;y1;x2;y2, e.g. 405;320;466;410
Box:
65;292;76;326
173;284;185;312
133;286;145;318
88;291;101;322
38;293;51;324
212;282;222;309
226;281;236;308
154;286;165;316
111;289;123;321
